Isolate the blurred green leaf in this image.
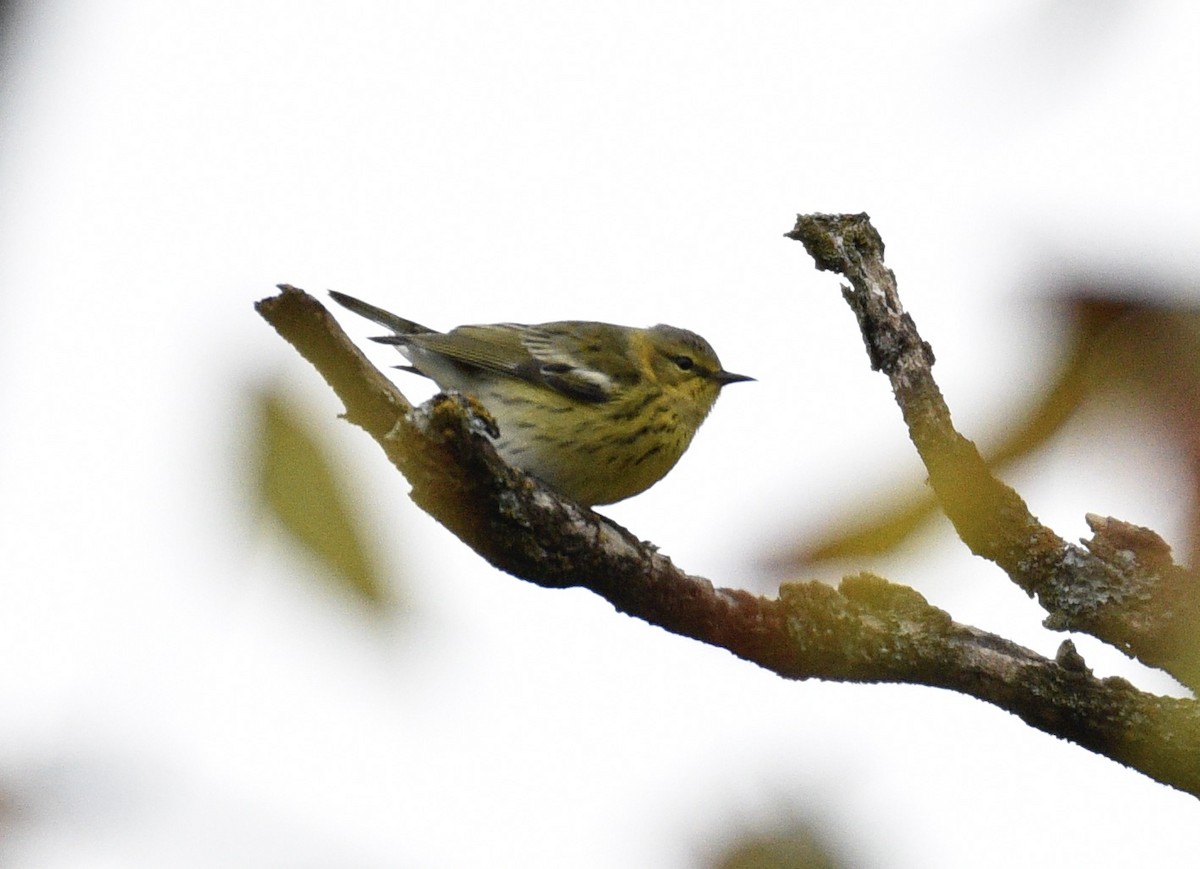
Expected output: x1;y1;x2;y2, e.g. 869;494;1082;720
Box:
707;823;847;869
254;384;392;608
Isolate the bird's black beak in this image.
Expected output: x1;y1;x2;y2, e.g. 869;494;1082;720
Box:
712;370;755;385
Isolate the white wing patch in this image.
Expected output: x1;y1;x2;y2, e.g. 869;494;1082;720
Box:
520;325;619;402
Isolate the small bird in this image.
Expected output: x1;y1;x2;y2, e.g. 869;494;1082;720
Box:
329;291;752;506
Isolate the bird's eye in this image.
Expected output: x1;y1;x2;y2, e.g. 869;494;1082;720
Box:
672;355;695;371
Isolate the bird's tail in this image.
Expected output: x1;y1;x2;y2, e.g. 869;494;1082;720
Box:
328;291;437;335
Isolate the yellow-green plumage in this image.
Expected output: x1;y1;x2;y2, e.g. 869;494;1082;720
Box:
329;291;752;506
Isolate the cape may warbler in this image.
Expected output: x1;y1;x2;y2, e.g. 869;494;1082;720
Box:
330;291;752;506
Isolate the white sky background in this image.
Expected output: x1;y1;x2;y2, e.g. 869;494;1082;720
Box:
1;1;1198;866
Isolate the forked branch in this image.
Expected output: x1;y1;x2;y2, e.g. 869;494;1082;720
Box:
257;248;1200;797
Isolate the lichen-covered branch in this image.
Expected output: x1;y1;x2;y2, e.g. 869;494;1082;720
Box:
786;212;1200;693
258;283;1200;797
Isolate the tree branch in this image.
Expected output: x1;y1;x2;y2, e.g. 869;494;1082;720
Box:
257;279;1200;798
786;213;1200;693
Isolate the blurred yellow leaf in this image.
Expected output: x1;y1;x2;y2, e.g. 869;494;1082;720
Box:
776;287;1200;570
254;384;392;608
